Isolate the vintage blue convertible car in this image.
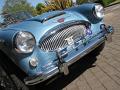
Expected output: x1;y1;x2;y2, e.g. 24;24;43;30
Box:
0;3;114;90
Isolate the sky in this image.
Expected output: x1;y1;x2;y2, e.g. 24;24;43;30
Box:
0;0;4;14
27;0;44;7
0;0;44;14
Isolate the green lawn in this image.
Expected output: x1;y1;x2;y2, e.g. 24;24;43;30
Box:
110;0;120;5
102;0;120;6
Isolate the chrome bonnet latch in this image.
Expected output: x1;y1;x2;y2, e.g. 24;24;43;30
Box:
56;50;69;75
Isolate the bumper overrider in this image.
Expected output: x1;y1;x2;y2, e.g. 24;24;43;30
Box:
24;25;114;85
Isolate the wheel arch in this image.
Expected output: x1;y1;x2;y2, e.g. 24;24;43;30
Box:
0;49;27;81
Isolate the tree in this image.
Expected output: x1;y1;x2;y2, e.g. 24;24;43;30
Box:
38;0;73;12
36;0;74;15
48;0;73;10
3;0;37;16
76;0;88;5
36;3;46;14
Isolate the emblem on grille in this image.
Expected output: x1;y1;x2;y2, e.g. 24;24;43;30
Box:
65;36;74;46
86;29;92;35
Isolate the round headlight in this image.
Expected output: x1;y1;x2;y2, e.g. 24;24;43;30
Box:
15;31;36;53
94;4;104;19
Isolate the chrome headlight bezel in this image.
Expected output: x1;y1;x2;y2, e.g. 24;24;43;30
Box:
93;4;105;19
15;31;36;53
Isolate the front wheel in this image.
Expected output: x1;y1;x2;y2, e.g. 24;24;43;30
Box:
0;66;29;90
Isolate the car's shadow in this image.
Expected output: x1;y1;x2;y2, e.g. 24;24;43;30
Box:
32;53;98;90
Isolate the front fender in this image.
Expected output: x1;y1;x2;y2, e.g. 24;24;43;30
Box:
0;29;18;49
65;3;102;23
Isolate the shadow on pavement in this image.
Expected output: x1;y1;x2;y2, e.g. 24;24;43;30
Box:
31;52;98;90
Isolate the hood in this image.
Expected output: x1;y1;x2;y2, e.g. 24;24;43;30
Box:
4;10;88;44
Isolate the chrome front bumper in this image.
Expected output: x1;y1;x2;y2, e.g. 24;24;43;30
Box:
24;25;114;85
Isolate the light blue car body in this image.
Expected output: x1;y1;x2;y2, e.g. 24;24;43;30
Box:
0;3;113;85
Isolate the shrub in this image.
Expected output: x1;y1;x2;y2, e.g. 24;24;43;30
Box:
101;0;115;6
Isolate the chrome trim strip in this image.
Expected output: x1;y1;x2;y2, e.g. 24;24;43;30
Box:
24;67;59;85
67;37;105;66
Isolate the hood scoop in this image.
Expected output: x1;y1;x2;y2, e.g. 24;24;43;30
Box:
27;11;66;23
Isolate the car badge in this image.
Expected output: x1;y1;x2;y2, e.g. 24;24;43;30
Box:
86;29;92;35
65;36;74;46
57;18;65;23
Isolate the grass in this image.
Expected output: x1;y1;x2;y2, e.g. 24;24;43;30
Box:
110;0;120;5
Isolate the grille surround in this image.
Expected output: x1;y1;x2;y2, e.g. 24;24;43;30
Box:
39;21;90;51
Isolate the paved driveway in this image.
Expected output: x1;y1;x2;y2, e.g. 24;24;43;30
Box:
35;4;120;90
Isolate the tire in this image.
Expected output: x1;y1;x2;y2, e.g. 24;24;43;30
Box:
0;65;29;90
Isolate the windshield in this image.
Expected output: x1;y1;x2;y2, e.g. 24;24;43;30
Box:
0;11;32;29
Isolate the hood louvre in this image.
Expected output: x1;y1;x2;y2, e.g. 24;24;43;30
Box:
41;11;66;23
27;11;66;23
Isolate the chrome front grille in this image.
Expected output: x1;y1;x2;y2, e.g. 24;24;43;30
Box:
39;25;86;51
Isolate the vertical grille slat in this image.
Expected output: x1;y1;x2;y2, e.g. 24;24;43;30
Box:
39;25;86;51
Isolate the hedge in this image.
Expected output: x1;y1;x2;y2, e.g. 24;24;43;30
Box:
101;0;115;6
